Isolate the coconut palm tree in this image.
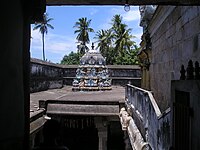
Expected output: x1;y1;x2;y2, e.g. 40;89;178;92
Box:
94;29;113;57
33;13;54;61
111;15;135;57
114;23;135;55
111;14;123;32
73;17;94;54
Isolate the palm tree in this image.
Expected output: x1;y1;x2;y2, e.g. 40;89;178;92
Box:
73;17;94;54
33;13;54;61
111;14;123;32
94;29;113;58
111;14;135;57
114;24;135;55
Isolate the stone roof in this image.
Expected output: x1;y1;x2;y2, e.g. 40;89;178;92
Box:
30;85;125;116
80;52;106;65
80;48;106;66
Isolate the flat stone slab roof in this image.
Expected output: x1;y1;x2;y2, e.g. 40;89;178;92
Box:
30;86;125;134
30;85;125;116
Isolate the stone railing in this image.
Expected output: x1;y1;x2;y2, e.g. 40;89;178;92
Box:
124;84;171;150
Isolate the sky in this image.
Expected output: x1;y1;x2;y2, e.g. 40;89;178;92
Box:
30;5;143;63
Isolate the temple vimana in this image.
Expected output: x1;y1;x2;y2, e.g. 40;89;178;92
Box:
72;43;112;91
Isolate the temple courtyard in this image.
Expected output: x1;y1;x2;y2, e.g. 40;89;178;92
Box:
30;85;127;150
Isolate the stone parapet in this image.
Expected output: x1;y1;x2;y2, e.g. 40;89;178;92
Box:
30;58;141;92
124;84;171;149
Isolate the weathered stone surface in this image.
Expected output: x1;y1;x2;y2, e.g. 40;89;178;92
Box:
148;6;200;111
47;104;119;116
30;85;125;115
30;58;141;90
30;58;64;93
125;84;171;150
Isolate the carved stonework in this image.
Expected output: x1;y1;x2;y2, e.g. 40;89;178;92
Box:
139;5;157;32
186;60;194;80
119;108;132;131
179;60;200;80
138;31;151;72
180;65;186;80
138;50;150;70
72;43;112;91
195;61;200;79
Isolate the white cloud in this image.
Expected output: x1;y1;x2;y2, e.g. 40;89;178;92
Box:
132;32;143;46
90;8;98;15
45;34;76;54
97;18;112;30
30;6;142;63
96;6;140;31
111;6;140;22
30;28;77;63
123;10;140;22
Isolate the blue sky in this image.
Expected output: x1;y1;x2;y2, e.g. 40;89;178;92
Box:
30;6;143;63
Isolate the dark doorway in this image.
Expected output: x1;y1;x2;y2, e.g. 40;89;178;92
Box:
59;115;98;150
107;121;125;150
173;90;190;149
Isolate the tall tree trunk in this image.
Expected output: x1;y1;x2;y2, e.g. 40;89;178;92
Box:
42;33;45;61
83;41;86;54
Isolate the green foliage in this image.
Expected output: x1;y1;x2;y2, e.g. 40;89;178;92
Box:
94;14;140;65
114;46;140;65
73;17;94;54
61;14;141;65
60;51;82;65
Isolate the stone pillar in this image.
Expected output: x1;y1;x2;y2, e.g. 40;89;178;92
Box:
142;67;146;88
141;67;144;88
98;129;107;150
146;69;150;90
95;117;108;150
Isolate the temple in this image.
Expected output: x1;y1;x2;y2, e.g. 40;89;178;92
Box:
3;1;200;149
72;43;112;91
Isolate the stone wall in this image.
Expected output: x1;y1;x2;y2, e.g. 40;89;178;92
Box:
30;58;64;93
108;65;141;86
30;58;141;92
148;6;200;111
62;65;78;85
63;65;141;87
62;65;141;87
